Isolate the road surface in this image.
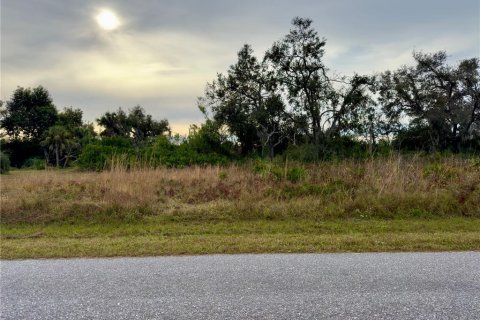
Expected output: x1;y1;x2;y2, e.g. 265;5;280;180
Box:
1;252;479;319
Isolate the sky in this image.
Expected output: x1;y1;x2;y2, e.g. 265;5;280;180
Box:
1;0;479;134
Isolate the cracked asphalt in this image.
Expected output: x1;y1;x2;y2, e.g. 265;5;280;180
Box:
1;252;479;319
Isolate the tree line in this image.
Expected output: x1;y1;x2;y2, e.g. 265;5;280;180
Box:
201;18;479;158
1;17;479;171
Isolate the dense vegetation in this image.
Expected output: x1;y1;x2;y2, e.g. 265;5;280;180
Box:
1;17;479;172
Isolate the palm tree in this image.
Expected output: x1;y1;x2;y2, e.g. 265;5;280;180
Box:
41;125;73;167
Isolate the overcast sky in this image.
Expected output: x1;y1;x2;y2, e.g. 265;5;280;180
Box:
2;0;479;134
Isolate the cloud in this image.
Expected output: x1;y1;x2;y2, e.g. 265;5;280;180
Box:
2;0;479;134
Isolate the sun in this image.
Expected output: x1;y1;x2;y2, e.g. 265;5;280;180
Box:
95;9;120;31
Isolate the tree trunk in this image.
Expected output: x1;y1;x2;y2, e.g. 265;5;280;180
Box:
269;144;275;160
55;144;60;167
43;148;49;169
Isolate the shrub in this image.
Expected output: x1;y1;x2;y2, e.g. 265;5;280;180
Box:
76;144;122;171
252;160;270;175
1;139;43;168
218;171;228;180
285;144;319;162
393;125;436;151
285;138;370;161
423;163;456;180
23;158;45;170
77;135;229;171
270;166;284;181
286;166;306;183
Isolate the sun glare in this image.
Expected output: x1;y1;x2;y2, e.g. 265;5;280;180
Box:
95;9;120;31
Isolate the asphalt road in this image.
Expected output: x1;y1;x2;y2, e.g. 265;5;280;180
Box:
1;252;479;319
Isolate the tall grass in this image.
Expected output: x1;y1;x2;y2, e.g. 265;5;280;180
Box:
1;154;479;224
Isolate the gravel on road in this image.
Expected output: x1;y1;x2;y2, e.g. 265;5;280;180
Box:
1;252;479;319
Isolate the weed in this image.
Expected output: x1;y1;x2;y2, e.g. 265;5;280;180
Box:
1;155;479;225
286;167;307;183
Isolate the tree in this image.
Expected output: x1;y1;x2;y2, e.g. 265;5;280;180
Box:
201;44;288;157
0;86;58;141
323;74;373;139
97;106;170;146
127;106;171;146
255;94;289;158
56;107;96;166
97;108;130;137
265;17;331;148
265;18;371;154
379;51;480;151
187;120;233;156
57;107;83;128
41;125;75;167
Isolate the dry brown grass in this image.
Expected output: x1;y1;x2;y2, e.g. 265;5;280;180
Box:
1;154;479;224
2;155;480;259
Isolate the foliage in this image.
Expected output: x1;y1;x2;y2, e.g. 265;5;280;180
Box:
286;166;307;183
3;155;479;226
1;18;479;169
201;44;286;156
284;144;320;162
186;120;234;157
265;18;373;150
23;157;46;170
97;106;170;147
41;125;76;167
0;151;11;174
1;139;44;168
0;86;58;141
77;135;229;171
251;159;307;182
393;124;435;151
76;137;133;171
57;107;83;128
423;163;457;181
379;51;480;151
145;135;229;168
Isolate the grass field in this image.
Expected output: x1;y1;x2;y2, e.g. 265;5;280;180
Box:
1;155;479;259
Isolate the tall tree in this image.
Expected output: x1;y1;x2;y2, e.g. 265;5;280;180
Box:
97;108;130;137
324;74;373;139
265;17;331;147
57;107;83;128
265;18;372;154
1;86;58;141
202;44;288;157
379;51;480;151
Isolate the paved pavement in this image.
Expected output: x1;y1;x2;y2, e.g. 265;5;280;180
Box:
1;252;479;319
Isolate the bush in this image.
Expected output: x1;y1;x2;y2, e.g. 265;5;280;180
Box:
23;158;45;170
285;137;370;161
146;136;229;167
251;160;307;183
76;143;129;171
0;152;11;174
77;135;230;171
285;144;319;162
1;139;43;168
394;125;436;151
422;163;457;184
286;166;306;183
